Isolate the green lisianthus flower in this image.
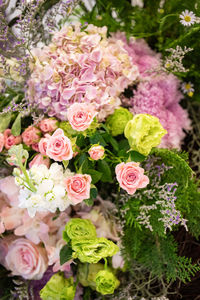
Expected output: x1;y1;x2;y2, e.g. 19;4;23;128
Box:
40;274;76;300
124;114;167;156
78;263;105;289
72;237;119;263
63;218;97;242
105;107;133;136
95;270;120;295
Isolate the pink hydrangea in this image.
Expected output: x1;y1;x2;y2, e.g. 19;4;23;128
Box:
130;74;191;149
27;24;138;121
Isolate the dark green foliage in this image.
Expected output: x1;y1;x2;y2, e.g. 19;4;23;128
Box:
120;149;200;283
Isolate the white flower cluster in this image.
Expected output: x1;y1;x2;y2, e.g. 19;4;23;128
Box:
15;163;73;217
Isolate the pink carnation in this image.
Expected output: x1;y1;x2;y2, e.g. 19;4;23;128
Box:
5;238;48;280
39;118;58;133
111;32;161;77
130;74;191;149
4;129;22;150
45;128;73;161
67;103;97;131
64;174;91;204
29;154;50;169
88;145;105;160
115;162;149;195
0;132;4;152
22;126;41;146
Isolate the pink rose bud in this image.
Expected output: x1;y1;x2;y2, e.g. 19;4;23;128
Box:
0;133;4;152
38;135;50;155
5;238;48;280
115;162;149;195
39;118;58;133
31;143;39;152
46;128;73;161
3;129;22;150
67;103;97;131
22;126;41;146
64;174;91;204
88;145;105;160
29;154;50;169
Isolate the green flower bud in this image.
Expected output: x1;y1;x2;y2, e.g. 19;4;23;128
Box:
95;270;120;295
78;263;104;289
71;237;119;263
40;274;76;300
63;218;97;242
106;108;133;136
124;114;167;156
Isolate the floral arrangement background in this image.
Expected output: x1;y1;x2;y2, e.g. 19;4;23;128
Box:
0;0;200;299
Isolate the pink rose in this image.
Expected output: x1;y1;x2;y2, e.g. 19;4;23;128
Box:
67;103;97;131
64;174;91;204
3;129;22;150
5;238;48;280
0;132;4;152
38;135;50;155
46;128;73;161
29;154;50;169
115;162;149;195
88;145;105;160
39;118;58;133
22;126;41;146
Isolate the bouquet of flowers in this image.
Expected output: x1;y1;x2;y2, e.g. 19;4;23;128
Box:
1;0;200;299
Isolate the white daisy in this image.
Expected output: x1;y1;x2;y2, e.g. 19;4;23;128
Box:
181;82;194;93
180;10;196;26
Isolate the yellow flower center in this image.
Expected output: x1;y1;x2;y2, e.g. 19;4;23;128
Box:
184;15;191;22
185;83;191;90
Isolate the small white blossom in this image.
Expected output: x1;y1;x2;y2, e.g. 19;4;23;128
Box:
180;10;196;26
181;82;194;94
131;0;143;8
16;163;71;217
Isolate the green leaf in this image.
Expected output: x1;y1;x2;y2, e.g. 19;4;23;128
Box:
97;160;112;182
60;244;73;265
0;113;12;132
84;198;94;206
11;113;21;136
129;151;146;162
63;160;69;169
87;169;102;184
90;187;98;199
108;136;119;152
89;132;107;146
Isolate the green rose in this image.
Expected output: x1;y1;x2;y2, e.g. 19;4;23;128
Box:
78;263;105;289
106;108;133;136
72;237;119;263
124;114;167;156
40;274;76;300
95;270;120;295
63;218;97;242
